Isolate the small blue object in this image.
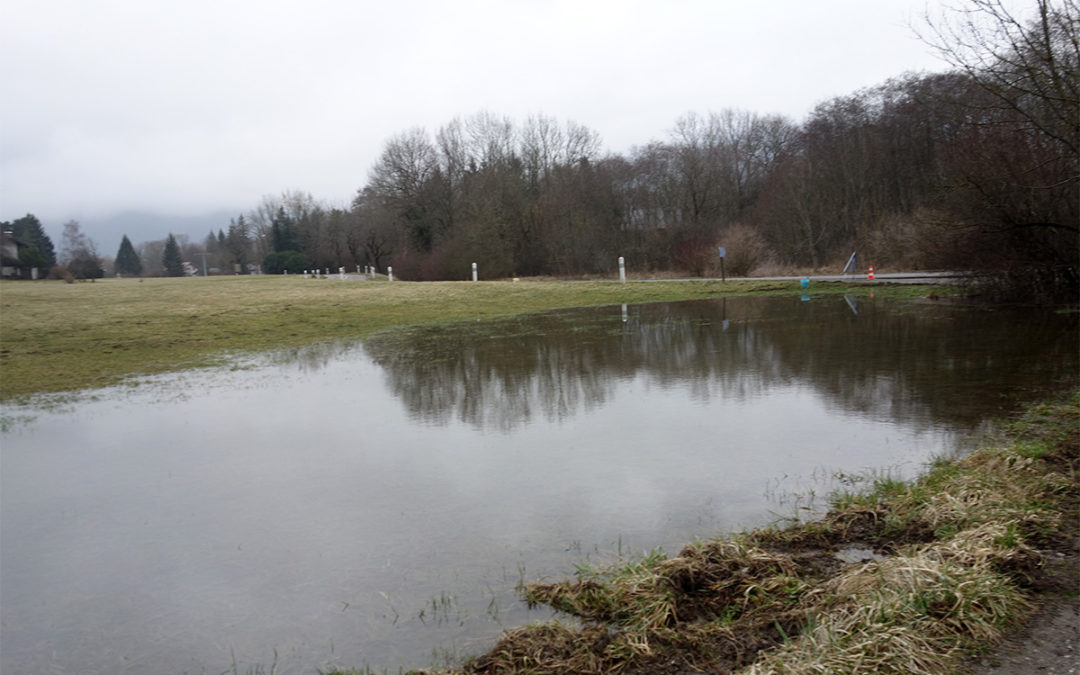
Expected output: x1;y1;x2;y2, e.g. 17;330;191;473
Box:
800;278;810;289
801;294;811;302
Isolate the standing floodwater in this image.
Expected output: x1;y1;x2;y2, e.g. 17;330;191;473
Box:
1;296;1076;674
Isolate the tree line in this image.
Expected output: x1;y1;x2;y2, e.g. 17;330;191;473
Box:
195;0;1080;296
0;215;192;279
5;1;1076;296
348;0;1073;294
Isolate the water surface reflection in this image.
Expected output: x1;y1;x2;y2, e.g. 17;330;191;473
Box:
1;296;1075;675
364;297;1076;431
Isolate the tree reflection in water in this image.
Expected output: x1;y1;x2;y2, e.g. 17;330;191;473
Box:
361;297;1078;432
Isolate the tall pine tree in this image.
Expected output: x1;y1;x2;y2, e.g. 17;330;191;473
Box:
4;214;56;267
114;234;142;276
271;207;299;253
162;233;184;277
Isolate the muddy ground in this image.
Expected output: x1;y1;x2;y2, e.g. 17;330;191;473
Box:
968;545;1079;675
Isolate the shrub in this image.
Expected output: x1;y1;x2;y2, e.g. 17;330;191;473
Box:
48;265;75;283
262;250;308;275
671;235;717;277
67;255;104;279
719;223;772;276
858;209;954;271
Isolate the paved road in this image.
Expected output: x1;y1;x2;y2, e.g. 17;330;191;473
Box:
622;271;965;284
313;271;964;284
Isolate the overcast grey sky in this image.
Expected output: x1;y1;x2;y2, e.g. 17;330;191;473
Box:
2;0;959;236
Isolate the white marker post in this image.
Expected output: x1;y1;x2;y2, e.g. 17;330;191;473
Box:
339;266;345;280
387;266;393;282
618;256;626;283
472;262;478;282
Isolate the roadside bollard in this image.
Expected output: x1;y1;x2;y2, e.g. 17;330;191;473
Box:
388;266;393;282
472;262;478;282
618;256;626;283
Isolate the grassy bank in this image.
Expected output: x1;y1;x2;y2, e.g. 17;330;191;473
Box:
370;392;1077;675
0;275;930;401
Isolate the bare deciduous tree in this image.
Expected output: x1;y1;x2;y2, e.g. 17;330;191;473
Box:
919;0;1079;293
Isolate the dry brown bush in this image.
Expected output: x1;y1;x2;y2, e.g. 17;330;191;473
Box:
719;223;773;277
858;209;959;271
47;265;75;283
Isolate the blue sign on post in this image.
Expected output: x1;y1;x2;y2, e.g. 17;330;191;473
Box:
717;247;726;258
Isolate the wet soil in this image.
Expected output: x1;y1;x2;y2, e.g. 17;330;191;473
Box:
967;545;1080;675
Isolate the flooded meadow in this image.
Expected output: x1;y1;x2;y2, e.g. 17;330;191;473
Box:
1;295;1076;674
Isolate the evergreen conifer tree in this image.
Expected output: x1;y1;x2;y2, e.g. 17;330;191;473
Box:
114;234;143;276
4;214;56;267
162;233;184;277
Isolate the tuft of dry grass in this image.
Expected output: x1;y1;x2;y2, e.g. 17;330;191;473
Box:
746;543;1033;674
526;541;803;632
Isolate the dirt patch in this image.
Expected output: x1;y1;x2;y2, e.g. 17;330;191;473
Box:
969;599;1079;674
967;547;1080;675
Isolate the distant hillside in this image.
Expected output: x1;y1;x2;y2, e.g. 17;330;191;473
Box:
45;210;238;257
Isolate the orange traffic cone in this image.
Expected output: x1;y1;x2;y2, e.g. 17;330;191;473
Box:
867;266;875;280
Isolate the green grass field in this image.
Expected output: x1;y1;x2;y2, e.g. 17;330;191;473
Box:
0;275;924;401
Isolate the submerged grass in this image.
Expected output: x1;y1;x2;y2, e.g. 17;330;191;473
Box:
403;391;1078;675
0;275;943;401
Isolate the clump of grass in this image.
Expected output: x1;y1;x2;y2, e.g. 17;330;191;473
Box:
465;541;826;672
906;451;1071;541
525;541;804;632
737;394;1076;674
460;622;613;675
1005;391;1080;465
747;548;1030;674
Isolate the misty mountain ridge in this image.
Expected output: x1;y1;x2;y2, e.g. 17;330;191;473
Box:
44;210;239;258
